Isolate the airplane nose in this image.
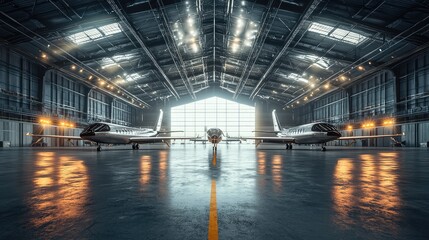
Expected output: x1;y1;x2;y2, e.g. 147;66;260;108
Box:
327;131;341;137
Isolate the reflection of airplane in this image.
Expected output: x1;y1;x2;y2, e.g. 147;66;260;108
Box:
191;127;240;151
242;110;404;151
27;110;190;151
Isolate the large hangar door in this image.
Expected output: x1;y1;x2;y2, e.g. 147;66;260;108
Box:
170;97;255;139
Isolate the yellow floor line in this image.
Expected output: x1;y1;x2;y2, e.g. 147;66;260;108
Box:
208;179;218;240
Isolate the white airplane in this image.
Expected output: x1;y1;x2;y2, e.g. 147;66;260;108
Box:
191;127;241;151
27;110;190;151
242;110;404;151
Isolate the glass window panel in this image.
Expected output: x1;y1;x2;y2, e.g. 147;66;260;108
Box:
171;97;255;138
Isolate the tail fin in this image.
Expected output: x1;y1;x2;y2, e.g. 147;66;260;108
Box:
272;110;282;132
155;109;163;132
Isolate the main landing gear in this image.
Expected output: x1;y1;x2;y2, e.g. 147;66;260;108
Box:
321;146;326;151
132;143;140;150
285;143;293;150
97;145;102;152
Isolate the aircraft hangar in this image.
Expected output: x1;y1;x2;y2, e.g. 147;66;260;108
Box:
0;0;428;239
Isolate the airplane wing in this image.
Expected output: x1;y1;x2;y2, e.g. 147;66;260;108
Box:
26;133;82;140
189;138;207;142
224;139;241;142
129;136;192;144
338;133;403;140
241;136;295;144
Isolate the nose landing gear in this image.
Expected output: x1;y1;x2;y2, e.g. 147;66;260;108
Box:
132;143;140;150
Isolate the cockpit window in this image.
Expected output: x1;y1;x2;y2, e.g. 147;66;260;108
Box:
82;123;110;132
312;123;337;132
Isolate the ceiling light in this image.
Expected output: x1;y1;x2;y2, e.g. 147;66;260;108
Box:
192;43;199;52
187;18;194;26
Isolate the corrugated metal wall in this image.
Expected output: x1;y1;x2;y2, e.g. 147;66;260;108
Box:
288;49;429;147
0;47;140;147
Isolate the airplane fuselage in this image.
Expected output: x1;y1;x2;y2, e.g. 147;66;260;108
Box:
278;122;341;144
80;122;158;144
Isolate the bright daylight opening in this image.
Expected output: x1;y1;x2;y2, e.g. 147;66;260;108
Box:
171;97;255;139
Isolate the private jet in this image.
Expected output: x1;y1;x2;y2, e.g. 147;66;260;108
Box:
27;110;190;151
191;127;241;151
242;110;404;151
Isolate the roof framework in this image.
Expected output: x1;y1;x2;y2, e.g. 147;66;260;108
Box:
1;0;428;108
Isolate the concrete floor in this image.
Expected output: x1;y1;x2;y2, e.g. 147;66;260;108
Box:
0;144;428;239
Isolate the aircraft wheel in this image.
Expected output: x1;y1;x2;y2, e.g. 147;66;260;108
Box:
290;144;293;150
136;144;140;150
322;146;326;151
97;146;101;152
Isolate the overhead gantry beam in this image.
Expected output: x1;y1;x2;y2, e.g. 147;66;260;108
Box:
233;0;281;99
249;0;322;100
153;0;196;99
106;0;180;100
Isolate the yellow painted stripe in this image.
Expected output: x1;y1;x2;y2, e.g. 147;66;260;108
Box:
208;179;218;240
212;152;217;166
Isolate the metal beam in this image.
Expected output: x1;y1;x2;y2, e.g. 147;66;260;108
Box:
151;0;196;99
249;0;322;100
233;0;280;99
317;13;427;46
106;0;180;100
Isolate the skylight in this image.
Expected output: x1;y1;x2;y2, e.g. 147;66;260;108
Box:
308;22;334;35
67;23;123;45
101;57;117;69
98;23;122;35
308;22;367;45
296;54;330;69
125;73;142;82
287;73;309;83
112;53;135;62
330;29;367;44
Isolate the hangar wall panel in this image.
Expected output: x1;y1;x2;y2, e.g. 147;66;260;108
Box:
43;70;87;121
0;47;43;121
395;50;429;122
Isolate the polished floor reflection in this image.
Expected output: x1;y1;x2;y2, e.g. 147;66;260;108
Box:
0;145;428;239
